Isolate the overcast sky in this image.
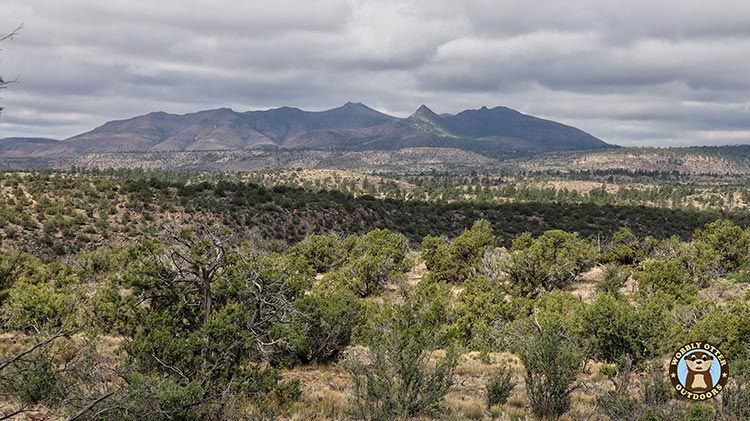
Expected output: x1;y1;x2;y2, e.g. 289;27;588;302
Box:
1;0;749;146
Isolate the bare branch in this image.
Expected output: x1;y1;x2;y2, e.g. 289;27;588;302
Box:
0;330;69;371
152;352;189;382
0;25;23;43
66;391;115;421
0;405;31;420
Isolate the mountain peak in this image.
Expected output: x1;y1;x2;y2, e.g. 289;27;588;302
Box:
405;104;455;137
337;102;377;112
410;104;440;120
195;107;236;116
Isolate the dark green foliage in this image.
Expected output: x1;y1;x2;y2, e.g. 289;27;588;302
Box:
349;284;457;420
577;294;670;368
602;227;643;265
596;264;631;296
1;280;77;333
85;278;139;335
450;276;529;348
109;231;305;417
289;233;344;272
2;350;65;404
344;228;410;297
0;251;80;333
1;170;748;259
685;403;715;421
106;369;300;420
107;374;206;420
676;241;724;287
693;219;750;273
486;366;515;410
502;230;597;297
0;252;36;304
636;259;696;301
421;219;496;283
688;301;750;358
287;275;364;364
2;171;750;419
533;291;584;331
514;322;584;420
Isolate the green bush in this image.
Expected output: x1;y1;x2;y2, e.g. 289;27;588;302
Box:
636;259;696;301
105;373;207;420
288;275;364;364
421;219;496;283
289;233;344;272
577;294;669;369
85;279;139;334
2;350;66;404
450;276;528;347
502;230;597;297
602;227;643;265
344;228;410;297
347;228;409;270
686;403;715;421
514;321;584;420
596;264;631;296
349;284;457;420
486;366;515;410
255;251;316;296
693;219;750;273
0;252;44;305
676;240;723;288
533;291;584;331
688;301;750;358
2;281;77;333
118;233;306;417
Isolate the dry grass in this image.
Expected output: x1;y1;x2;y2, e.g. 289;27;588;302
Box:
569;266;603;303
699;277;750;302
0;334;622;420
281;364;352;420
276;347;627;420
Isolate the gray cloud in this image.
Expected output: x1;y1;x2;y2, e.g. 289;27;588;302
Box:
1;0;749;146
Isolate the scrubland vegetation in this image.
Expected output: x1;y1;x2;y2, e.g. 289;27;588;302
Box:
0;169;747;260
1;170;750;420
246;168;750;211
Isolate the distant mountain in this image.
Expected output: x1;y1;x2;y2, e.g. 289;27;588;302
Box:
0;103;611;158
284;104;608;153
442;106;606;151
0;137;60;157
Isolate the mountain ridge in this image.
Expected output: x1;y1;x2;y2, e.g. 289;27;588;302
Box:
0;103;612;158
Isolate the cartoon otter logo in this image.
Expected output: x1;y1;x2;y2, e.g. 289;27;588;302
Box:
669;342;729;400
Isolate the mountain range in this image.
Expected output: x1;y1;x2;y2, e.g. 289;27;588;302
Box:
0;103;611;158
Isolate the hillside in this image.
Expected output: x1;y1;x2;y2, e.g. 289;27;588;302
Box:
1;169;750;420
515;145;750;175
0;103;610;159
0;171;746;259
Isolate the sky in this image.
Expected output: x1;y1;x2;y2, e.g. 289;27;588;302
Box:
1;0;749;146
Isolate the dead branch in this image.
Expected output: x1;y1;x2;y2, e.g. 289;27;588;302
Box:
0;25;23;43
0;331;69;371
66;391;115;421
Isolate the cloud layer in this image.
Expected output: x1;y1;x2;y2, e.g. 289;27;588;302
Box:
1;0;749;146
